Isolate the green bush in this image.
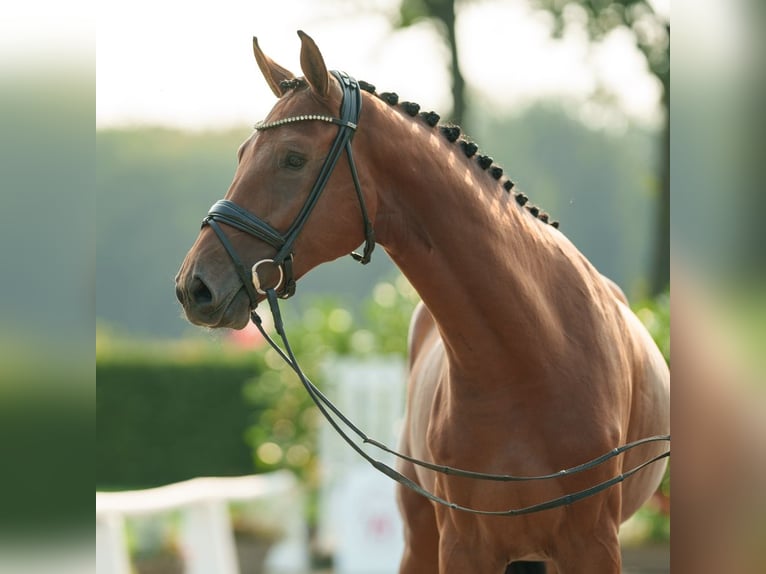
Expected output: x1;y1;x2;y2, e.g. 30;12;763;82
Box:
244;276;419;484
97;338;268;489
633;289;670;364
630;288;671;542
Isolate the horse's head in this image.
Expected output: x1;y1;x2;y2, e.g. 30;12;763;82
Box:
175;31;376;329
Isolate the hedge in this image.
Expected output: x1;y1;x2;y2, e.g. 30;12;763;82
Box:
97;352;265;489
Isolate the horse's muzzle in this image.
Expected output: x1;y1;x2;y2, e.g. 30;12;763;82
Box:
174;271;251;329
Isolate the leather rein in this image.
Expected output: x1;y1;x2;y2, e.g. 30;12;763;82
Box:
201;70;671;516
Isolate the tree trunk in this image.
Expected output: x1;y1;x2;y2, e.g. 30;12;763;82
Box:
443;2;465;126
425;0;466;126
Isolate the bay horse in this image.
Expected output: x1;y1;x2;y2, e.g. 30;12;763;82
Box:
175;31;670;573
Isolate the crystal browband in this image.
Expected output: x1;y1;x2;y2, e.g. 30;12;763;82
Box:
254;114;356;131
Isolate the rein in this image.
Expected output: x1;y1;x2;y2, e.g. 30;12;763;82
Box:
201;71;671;516
253;289;670;516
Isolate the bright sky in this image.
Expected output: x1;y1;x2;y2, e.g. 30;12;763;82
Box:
96;0;665;130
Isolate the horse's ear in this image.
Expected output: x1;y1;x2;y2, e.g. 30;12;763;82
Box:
297;30;329;99
252;37;295;98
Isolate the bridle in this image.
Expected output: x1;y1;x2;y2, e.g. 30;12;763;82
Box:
202;70;375;301
199;70;671;516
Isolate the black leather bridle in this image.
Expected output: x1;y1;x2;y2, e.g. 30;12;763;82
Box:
199;70;670;516
202;70;375;302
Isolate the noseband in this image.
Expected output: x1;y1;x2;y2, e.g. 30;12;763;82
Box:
198;71;670;516
202;70;375;302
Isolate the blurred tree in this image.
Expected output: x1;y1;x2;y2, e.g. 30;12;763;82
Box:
531;0;670;294
397;0;466;125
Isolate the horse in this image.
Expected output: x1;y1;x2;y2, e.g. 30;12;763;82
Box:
175;31;670;573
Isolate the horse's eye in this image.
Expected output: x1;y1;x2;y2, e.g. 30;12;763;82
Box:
284;153;306;170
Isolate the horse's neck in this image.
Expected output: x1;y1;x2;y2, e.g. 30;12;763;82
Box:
359;97;606;378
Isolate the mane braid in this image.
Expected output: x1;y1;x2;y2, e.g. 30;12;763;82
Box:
440;125;461;142
355;79;559;228
460;140;479;157
420;111;440;127
358;80;376;93
279;78;307;91
380;92;399;105
477;155;493;170
401;101;421;116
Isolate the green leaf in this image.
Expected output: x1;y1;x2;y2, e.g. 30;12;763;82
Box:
398;0;431;28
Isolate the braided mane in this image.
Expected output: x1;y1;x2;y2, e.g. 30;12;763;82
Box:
357;80;559;229
277;77;559;229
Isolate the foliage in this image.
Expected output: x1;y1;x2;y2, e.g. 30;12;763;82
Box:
395;0;465;123
632;288;670;363
531;0;670;295
124;513;183;564
630;288;670;543
243;275;419;485
94;276;419;489
97;333;266;488
532;1;669;86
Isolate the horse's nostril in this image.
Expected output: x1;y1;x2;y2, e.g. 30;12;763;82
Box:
191;276;213;305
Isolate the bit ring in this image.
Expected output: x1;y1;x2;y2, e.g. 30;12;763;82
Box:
251;259;284;295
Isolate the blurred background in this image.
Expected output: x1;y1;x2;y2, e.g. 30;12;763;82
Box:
0;0;748;571
95;0;677;572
